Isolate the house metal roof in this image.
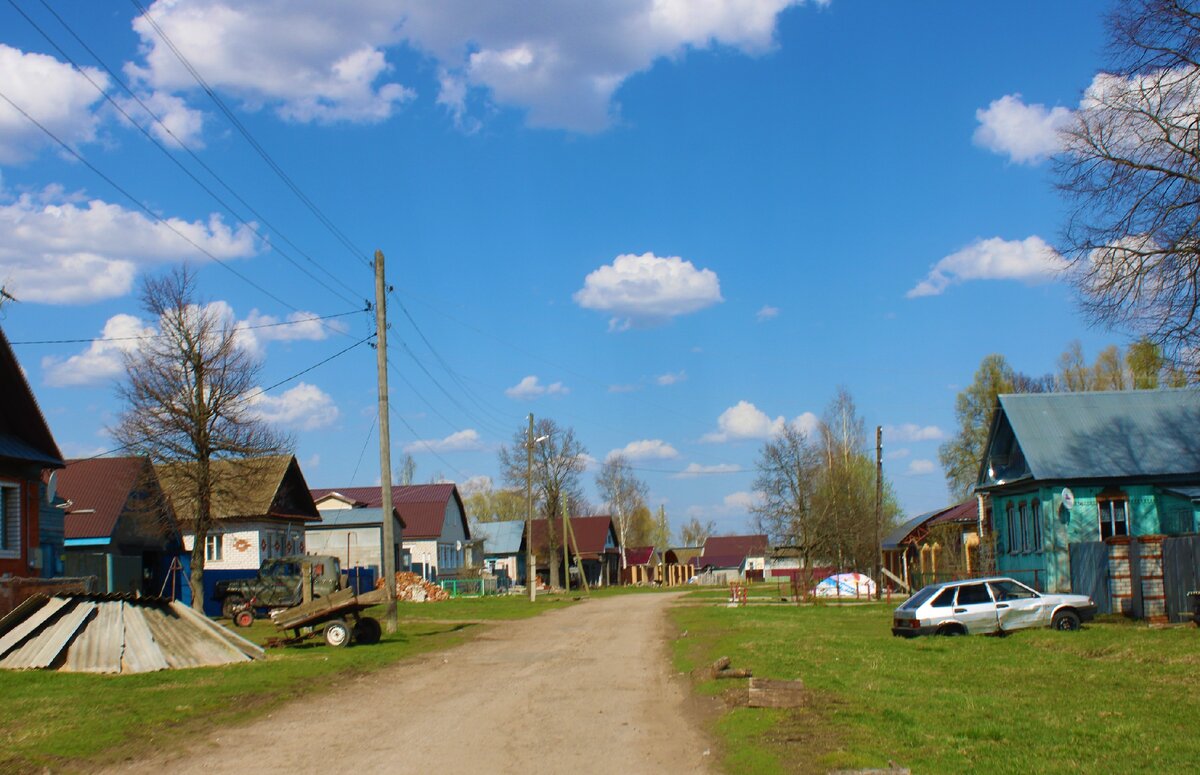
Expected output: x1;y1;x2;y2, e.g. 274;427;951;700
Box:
305;506;405;530
1163;486;1200;501
624;546;657;566
471;520;525;555
883;500;978;550
991;389;1200;483
882;511;938;550
158;455;320;525
309;484;468;540
0;326;64;469
531;515;617;558
59;457;161;540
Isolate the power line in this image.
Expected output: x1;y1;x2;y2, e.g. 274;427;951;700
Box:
129;0;371;270
10;0;365;309
8;308;365;345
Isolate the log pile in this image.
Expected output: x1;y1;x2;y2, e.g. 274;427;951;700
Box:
378;572;450;602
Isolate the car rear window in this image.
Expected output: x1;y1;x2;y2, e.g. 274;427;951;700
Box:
930;588;956;608
899;586;938;610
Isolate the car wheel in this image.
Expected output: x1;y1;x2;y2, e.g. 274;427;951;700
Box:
1052;610;1081;631
221;596;246;619
935;624;965;636
325;619;351;647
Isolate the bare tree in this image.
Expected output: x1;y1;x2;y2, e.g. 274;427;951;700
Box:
396;453;416;486
751;423;823;585
678;517;716;547
497;417;587;588
1056;0;1200;371
111;267;289;611
596;454;648;567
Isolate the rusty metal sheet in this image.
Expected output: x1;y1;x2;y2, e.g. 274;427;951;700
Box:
64;601;124;673
0;601;94;669
169;601;264;661
121;604;170;673
141;605;244;668
0;596;70;660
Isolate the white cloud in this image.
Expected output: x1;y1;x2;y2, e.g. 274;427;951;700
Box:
885;447;911;461
573;252;723;330
973;93;1073;164
791;411;820;437
0;188;258;304
505;375;568;399
885;423;946;442
673;462;743;479
41;313;155;387
702;400;783;442
235;309;344;356
246;382;339;430
908;236;1067;298
403;428;483;454
0;45;109;164
907;459;936;476
656;370;686;386
115;89;206;149
607;439;678;462
687;489;763;519
756;305;779;321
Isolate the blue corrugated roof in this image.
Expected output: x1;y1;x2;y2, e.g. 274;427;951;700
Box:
471;520;524;555
998;389;1200;481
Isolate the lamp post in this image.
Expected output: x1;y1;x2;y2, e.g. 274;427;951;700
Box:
524;415;549;602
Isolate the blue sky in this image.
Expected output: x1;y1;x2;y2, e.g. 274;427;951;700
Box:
0;1;1123;535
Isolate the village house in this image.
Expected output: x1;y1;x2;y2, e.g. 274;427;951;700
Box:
621;545;659;584
471;520;525;588
977;389;1200;622
693;534;768;584
531;515;621;587
310;483;471;580
303;505;405;590
881;499;983;591
157;454;321;614
0;327;65;589
57;456;180;595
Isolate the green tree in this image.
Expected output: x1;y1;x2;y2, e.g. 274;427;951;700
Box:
647;505;672;549
1127;338;1165;389
595;454;649;565
1057;340;1090;391
939;355;1015;500
1092;345;1127;390
463;484;525;525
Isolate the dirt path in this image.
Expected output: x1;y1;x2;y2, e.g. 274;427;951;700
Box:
99;592;712;774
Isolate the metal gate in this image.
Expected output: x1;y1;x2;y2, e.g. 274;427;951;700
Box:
1069;541;1111;615
1163;535;1200;623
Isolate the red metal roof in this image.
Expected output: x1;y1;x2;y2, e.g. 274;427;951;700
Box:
530;515;617;558
702;534;767;563
59;457;152;540
309;484;466;540
928;500;979;526
624;546;656;566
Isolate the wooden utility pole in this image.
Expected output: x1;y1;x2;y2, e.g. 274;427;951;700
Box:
562;496;571;593
526;413;536;603
374;250;398;633
874;425;883;601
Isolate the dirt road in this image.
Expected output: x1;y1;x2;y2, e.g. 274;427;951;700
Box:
101;592;712;774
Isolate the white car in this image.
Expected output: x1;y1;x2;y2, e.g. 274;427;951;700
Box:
891;577;1097;637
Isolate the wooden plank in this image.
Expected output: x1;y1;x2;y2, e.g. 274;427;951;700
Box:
747;677;806;708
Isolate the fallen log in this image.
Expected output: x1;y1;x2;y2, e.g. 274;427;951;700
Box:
747;677;805;708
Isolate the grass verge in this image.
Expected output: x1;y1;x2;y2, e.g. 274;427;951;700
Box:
672;598;1200;774
0;595;569;774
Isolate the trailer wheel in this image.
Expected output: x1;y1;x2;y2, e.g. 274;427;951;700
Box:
354;616;382;645
233;609;255;628
222;596;246;619
324;619;351;647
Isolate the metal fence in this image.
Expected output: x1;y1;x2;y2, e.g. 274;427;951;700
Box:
437;577;500;597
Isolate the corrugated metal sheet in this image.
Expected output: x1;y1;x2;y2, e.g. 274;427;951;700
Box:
0;595;261;674
998;389;1200;481
64;600;123;673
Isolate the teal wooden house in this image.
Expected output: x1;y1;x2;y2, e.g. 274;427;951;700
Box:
975;389;1200;620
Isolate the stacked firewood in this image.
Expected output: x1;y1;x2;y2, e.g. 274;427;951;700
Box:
377;571;450;602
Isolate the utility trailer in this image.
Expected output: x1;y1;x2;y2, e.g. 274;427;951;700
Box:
266;586;387;648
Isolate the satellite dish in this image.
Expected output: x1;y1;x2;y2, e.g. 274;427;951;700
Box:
1061;488;1075;510
45;471;57;504
455;540;462;552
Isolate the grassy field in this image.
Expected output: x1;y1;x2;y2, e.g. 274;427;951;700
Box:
672;598;1200;774
0;595;570;774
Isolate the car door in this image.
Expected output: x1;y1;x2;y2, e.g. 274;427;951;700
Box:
953;583;1000;634
989;579;1048;632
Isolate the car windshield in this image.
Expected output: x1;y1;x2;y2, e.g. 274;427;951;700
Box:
989;579;1038;601
899;585;940;610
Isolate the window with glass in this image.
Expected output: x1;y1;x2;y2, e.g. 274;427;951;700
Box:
1030;499;1042;551
1006;503;1016;554
956;583;992;605
1018;501;1029;553
930;587;957;608
0;482;19;553
1097;493;1129;539
205;533;223;562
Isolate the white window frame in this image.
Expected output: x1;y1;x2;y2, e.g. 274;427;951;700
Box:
0;480;21;557
205;533;223;562
1098;496;1129;540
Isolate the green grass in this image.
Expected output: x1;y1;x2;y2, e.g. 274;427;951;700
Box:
0;594;569;774
672;600;1200;774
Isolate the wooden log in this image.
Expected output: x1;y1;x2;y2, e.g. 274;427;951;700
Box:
715;668;752;679
747;677;806;708
712;656;731;672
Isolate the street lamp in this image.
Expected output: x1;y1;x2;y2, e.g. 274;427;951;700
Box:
525;414;549;603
